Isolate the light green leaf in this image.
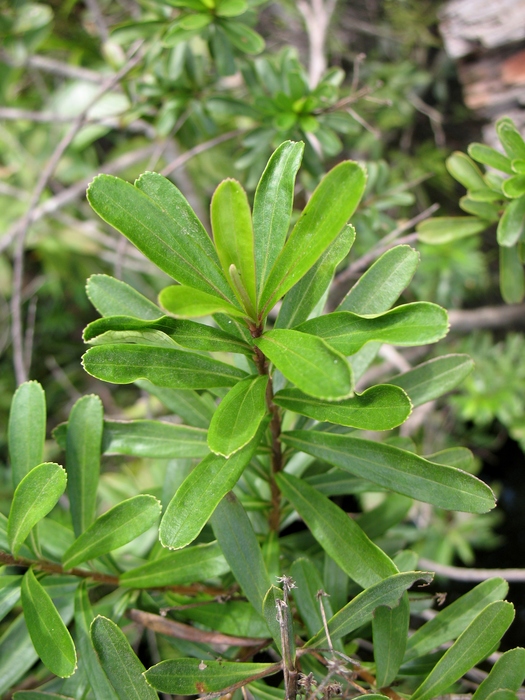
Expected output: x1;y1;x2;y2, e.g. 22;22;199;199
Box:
254;329;353;400
8;381;46;488
446;152;487;190
0;576;22;623
500;245;525;303
411;601;515;700
388;354;474;407
21;569;77;678
160;426;265;550
404;577;509;662
90;615;157;700
208;376;269;456
497;196;525;247
496;118;525;161
417;216;489;244
159;284;246;318
221;20;265;54
297;303;449;356
8;463;67;556
253;141;304;297
82;344;247;389
259;161;366;314
216;0;248;17
13;692;75;698
120;541;229;588
472;648;525;700
373;594;410;687
281;431;495;513
276;472;397;587
305;571;433;648
144;659;277;694
468;143;514;174
460;197;500;221
178;12;212;30
502;175;525;199
274;384;411;430
62;495;161;569
0;614;38;696
338;245;420;314
86;274;162;320
66;395;103;538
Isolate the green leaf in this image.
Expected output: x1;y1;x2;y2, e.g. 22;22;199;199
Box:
21;569;77;678
216;0;248;17
120;541;228;588
388;354;474;407
0;614;38;696
211;492;271;613
13;692;75;699
259;161;366;314
297;303;449;356
178;12;212;30
90;616;157;700
460;197;500;221
135;381;215;427
446;152;487;190
87;174;237;305
425;447;474;471
211;179;257;314
208;376;269;456
144;659;277;694
496;118;525;161
338;245;420;314
177;599;269;639
159;284;246;318
472;648;525;700
417;216;489;244
253;141;304;298
500;245;525;304
254;329;353;400
8;463;67;556
0;576;22;623
305;571;433;648
497;195;525;246
62;495;161;569
502;175;525;198
512;159;525;174
373;594;410;687
290;557;336;639
82;345;247;389
356;493;413;541
404;577;509;662
276;472;397;587
66;395;103;538
467;143;514;174
274;384;411;430
411;601;515;700
281;431;495;513
8;381;46;488
160;426;265;549
86;274;162;320
221;20;265;54
277;225;355;328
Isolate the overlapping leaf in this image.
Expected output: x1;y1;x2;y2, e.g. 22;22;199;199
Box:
86;274;162;320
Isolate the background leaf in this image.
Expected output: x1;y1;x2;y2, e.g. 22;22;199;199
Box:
472;648;525;700
8;381;46;488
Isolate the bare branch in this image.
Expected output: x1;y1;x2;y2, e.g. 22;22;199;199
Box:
297;0;338;88
160;129;244;177
0;50;107;83
449;304;525;331
419;558;525;582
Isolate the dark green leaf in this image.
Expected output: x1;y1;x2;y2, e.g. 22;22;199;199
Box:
177;600;269;639
159;284;246;318
497;196;525;247
356;493;412;541
0;613;38;696
424;447;474;471
290;557;336;639
472;648;525;700
417;217;489;244
86;274;162;320
8;381;46;488
373;594;410;687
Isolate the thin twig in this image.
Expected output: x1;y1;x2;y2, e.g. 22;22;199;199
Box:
297;0;337;88
0;50;108;83
160;129;244;177
85;0;110;42
419;558;525;582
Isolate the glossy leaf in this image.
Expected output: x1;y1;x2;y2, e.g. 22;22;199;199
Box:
388;354;474;407
446;152;487;190
159;284;246;318
66;395;103;538
411;601;515;700
90;615;157;700
21;569;77;678
297;303;449;356
276;472;397;587
373;594;410;687
120;541;228;588
338;245;420;314
259;161;367;314
497;196;525;247
255;329;353;400
86;274;162;320
208;375;269;456
500;245;525;304
417;216;488;244
160;426;264;549
62;495;161;569
82;344;247;389
274;384;411;430
281;431;495;513
305;571;433;648
472;648;525;700
8;381;46;488
253;141;304;297
8;463;67;556
144;659;276;694
468;143;514;174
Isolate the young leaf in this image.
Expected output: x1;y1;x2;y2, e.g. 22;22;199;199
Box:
468;143;514;174
296;303;449;356
159;284;246;318
253;141;304;296
276;472;398;587
160;426;265;550
208;376;268;456
120;541;229;588
21;569;77;678
388;354;474;407
8;463;67;556
281;431;495;513
446;152;487;191
417;217;488;244
411;601;515;700
144;659;277;694
496;118;525;161
338;245;420;314
90;615;157;700
8;381;46;488
497;195;525;247
82;345;247;389
254;329;353;400
502;175;525;199
373;594;410;687
500;245;525;304
86;274;162;320
259;161;367;314
274;384;411;430
62;495;161;569
66;395;103;538
472;648;525;700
